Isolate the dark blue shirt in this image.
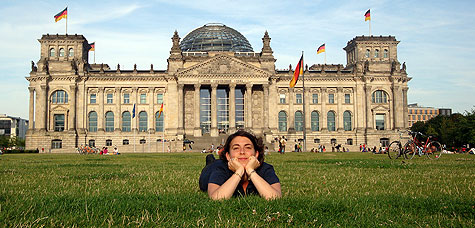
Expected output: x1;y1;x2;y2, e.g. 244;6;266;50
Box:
207;159;280;197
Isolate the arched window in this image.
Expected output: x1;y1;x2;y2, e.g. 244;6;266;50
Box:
374;49;379;58
139;111;147;132
59;48;65;57
122;111;131;132
372;90;388;103
365;49;370;58
343;111;352;131
68;48;74;57
383;49;388;58
49;48;55;57
311;111;319;131
278;111;287;132
105;111;114;132
327;111;336;131
51;90;68;104
88;111;97;132
295;111;303;132
155;111;164;132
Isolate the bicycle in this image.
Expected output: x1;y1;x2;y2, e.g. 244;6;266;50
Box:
387;130;410;159
403;131;442;160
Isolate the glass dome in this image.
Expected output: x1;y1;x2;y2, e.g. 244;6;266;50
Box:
180;23;253;52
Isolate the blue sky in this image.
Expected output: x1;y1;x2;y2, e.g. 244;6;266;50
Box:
1;0;474;119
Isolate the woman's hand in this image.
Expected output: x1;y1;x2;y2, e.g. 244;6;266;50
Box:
245;156;260;174
228;158;245;174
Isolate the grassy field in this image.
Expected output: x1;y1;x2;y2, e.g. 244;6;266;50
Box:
0;152;474;227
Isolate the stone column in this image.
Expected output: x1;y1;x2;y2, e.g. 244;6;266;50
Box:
364;85;372;130
98;87;104;132
337;87;343;131
68;84;77;131
28;87;35;130
288;87;295;131
246;84;253;129
392;85;402;130
402;88;409;128
321;87;327;131
268;80;278;132
77;83;85;132
193;84;202;136
115;87;121;131
132;87;138;132
263;84;270;132
210;84;218;137
177;84;184;134
38;84;48;131
229;83;236;132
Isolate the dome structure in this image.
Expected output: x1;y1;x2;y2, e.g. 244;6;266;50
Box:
180;23;253;52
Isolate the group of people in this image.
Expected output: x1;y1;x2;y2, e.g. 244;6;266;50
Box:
99;146;119;155
277;136;287;154
359;144;386;154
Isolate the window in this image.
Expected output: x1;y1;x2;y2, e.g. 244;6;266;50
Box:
295;111;303;132
365;49;370;58
88;140;95;147
380;138;390;147
296;94;303;104
327;111;336;131
123;93;130;104
425;110;428;114
347;139;353;145
312;94;318;104
88;111;97;132
106;139;112;146
122;112;131;132
409;110;413;114
375;114;385;130
139;111;147;132
235;88;245;129
140;94;147;104
123;139;129;145
90;94;96;104
383;49;388;58
51;139;62;149
68;48;74;57
155;111;164;132
51;90;68;104
374;49;379;58
54;114;65;132
106;93;113;104
311;111;319;131
372;90;388;103
278;111;287;132
343;111;352;131
217;88;229;132
279;94;286;104
331;138;337;145
314;138;320;143
50;48;55;57
344;94;350;104
105;111;114;132
157;94;163;104
328;94;335;104
429;110;433;114
59;48;65;57
140;139;146;144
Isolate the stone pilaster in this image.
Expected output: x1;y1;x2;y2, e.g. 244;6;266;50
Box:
210;84;218;137
246;84;253;129
132;87;138;132
288;87;295;132
321;87;327;131
148;87;155;132
364;85;372;130
263;84;270;132
337;87;343;131
177;84;184;134
115;87;121;131
69;84;77;131
97;87;104;132
28;87;35;130
304;86;311;132
38;84;48;131
229;83;236;132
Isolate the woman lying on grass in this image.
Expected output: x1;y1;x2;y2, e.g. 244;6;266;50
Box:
199;130;281;200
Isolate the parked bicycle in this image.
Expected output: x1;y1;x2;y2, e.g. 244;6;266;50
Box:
403;131;442;159
387;130;410;159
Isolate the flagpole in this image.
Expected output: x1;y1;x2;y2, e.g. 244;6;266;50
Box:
324;50;327;65
65;6;68;34
94;46;96;64
301;51;307;153
369;19;371;36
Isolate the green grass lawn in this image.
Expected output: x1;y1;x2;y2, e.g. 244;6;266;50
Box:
1;152;474;227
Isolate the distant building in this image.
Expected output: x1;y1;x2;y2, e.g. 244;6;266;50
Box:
0;114;29;139
407;104;452;127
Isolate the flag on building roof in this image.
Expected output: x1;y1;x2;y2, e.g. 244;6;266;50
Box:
158;103;164;119
89;42;95;51
317;43;325;54
365;9;371;21
132;104;136;118
290;54;303;88
54;7;68;22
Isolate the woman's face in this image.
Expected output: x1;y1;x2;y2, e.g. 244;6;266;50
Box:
226;136;259;167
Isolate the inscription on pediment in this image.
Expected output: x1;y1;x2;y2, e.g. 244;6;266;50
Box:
179;55;268;76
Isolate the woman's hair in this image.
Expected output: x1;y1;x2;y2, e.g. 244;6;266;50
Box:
220;130;265;163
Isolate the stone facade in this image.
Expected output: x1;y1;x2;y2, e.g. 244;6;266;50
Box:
25;27;410;153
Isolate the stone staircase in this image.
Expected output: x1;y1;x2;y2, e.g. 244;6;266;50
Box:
184;134;229;153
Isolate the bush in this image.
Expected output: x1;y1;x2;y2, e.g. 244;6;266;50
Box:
2;149;39;154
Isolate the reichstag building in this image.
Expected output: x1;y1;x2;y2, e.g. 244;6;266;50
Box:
26;23;410;153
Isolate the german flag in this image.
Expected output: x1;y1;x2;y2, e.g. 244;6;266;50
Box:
290;55;303;88
365;9;371;21
54;7;68;22
317;43;325;54
158;103;164;119
89;42;95;51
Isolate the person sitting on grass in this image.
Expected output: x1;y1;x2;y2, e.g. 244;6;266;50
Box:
199;130;281;200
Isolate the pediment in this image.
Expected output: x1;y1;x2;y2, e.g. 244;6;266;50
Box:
51;105;69;112
177;54;271;77
372;104;390;111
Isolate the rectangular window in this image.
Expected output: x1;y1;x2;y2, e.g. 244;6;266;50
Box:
279;94;286;104
106;140;112;146
328;94;335;104
344;94;350;104
140;94;147;104
157;94;163;104
375;114;385;130
314;138;320;143
123;139;129;145
54;114;65;132
106;93;113;104
90;94;96;104
312;94;318;104
296;94;303;104
123;93;130;104
51;140;62;149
